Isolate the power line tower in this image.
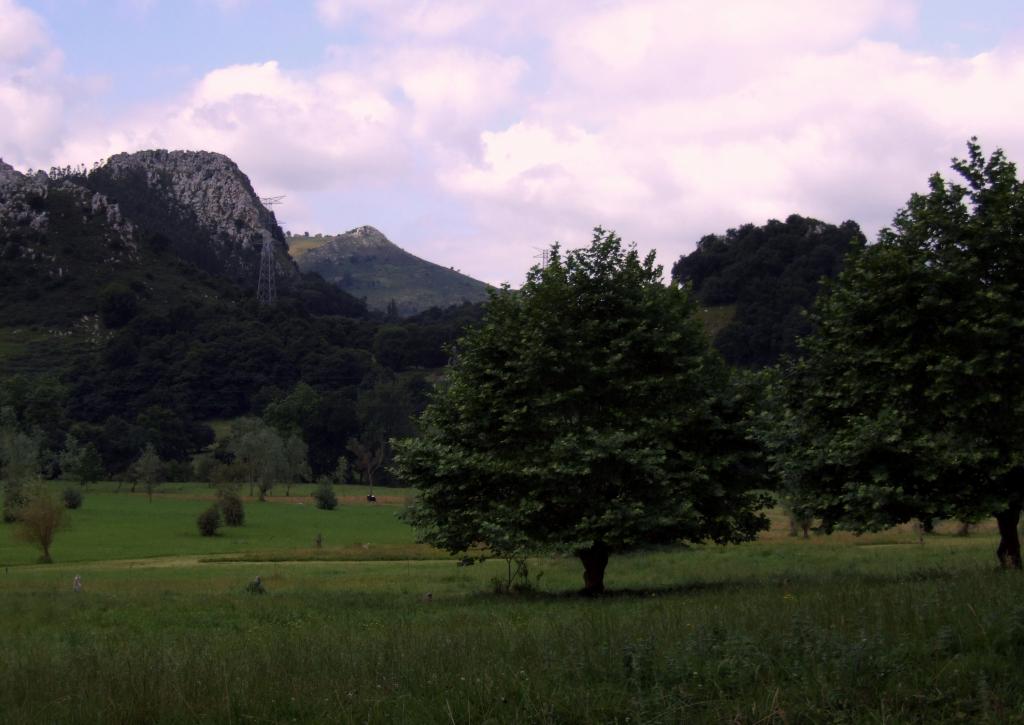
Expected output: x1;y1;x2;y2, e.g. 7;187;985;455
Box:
533;246;551;267
257;196;285;306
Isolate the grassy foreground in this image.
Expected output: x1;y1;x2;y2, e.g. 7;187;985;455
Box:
1;488;1023;723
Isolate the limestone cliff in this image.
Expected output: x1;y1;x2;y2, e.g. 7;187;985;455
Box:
86;150;296;285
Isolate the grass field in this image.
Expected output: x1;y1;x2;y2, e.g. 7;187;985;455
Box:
2;486;1023;723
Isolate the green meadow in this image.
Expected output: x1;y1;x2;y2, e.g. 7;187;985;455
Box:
2;486;1023;723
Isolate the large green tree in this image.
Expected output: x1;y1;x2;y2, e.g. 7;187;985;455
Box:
394;228;769;594
762;140;1024;566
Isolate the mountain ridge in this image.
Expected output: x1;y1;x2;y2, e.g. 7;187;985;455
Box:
291;226;490;316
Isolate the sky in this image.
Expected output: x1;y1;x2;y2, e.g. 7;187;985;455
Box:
3;1;1024;285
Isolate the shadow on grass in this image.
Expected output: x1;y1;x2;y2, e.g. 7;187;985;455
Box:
472;565;966;603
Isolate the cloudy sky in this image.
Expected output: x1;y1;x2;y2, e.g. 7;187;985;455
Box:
3;0;1024;284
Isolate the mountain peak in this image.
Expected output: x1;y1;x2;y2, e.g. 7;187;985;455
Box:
293;228;490;315
338;225;393;249
88;149;295;284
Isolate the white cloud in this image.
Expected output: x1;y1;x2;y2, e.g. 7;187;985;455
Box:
434;2;1024;281
0;0;66;164
55;60;409;193
315;0;489;37
7;0;1024;285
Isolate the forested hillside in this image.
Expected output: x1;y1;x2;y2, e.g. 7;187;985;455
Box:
291;226;491;316
672;215;864;367
0;153;483;483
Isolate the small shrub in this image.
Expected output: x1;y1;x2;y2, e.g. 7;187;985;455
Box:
312;483;338;511
62;487;83;510
197;505;221;536
218;488;245;526
16;486;67;563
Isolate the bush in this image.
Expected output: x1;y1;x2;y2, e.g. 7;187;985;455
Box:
218;488;245;526
312;483;338;511
62;487;83;510
197;505;221;536
16;486;67;564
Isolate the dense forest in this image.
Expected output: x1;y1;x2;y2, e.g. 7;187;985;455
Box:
0;154;485;485
672;215;865;367
0;154;878;492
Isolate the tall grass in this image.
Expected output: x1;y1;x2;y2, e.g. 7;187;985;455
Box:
2;528;1023;723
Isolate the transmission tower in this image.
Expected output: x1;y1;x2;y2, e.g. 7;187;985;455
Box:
533;247;551;267
257;196;284;306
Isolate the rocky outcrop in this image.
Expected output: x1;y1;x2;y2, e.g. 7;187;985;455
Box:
90;150;296;284
0;159;48;237
0;159;139;279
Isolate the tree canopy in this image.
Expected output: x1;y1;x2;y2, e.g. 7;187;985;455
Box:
395;228;769;593
761;140;1024;566
672;215;863;367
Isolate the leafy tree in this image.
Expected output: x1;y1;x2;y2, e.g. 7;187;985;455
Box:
16;485;67;563
100;416;148;478
761;140;1024;567
1;427;40;523
672;215;864;367
132;443;162;502
0;377;68;452
346;436;384;499
263;383;320;438
283;434;311;496
394;228;770;594
228;420;287;501
353;376;418;486
59;435;103;487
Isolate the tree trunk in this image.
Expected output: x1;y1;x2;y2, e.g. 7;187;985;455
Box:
577;540;609;595
996;504;1022;569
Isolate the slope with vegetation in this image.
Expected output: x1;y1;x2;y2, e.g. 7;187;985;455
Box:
760;140;1024;568
672;214;864;367
0;152;483;489
291;225;491;316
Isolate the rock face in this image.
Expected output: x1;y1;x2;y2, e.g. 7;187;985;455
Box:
1;159;137;274
88;150;295;284
0;159;48;236
295;226;490;315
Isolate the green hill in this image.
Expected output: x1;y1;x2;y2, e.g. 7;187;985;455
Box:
0;153;480;481
672;215;864;367
290;226;491;316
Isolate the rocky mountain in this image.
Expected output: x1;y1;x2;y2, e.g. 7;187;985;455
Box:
292;226;490;315
0;151;361;374
0;149;491;484
84;150;296;285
